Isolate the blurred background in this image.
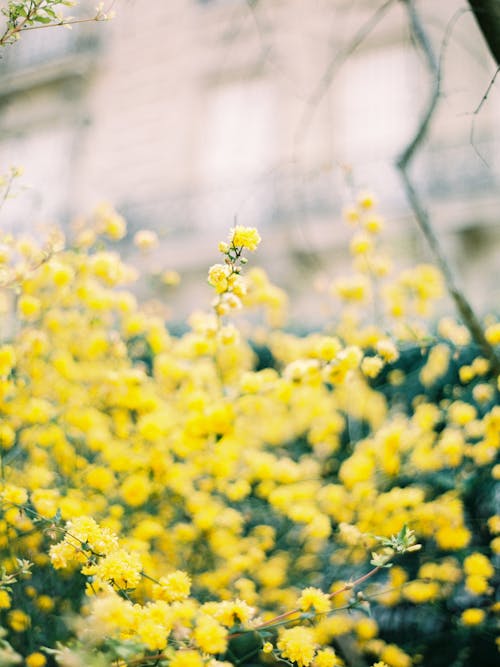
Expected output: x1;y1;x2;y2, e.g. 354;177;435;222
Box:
0;0;499;324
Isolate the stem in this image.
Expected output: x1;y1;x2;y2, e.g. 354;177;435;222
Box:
17;14;110;32
0;171;16;214
253;564;381;632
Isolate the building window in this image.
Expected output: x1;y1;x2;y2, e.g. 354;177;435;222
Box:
0;127;73;232
334;46;417;164
330;45;418;200
196;77;276;230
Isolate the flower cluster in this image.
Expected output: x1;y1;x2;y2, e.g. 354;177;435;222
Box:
0;200;498;667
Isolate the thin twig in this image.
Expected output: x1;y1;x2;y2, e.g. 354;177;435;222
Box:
0;5;32;47
469;64;500;166
17;14;110;32
0;170;16;214
397;0;500;375
472;63;500;113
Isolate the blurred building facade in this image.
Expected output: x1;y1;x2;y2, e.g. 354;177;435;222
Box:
0;0;499;323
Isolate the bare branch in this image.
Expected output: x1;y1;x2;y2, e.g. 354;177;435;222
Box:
17;14;111;33
397;2;440;171
472;65;500;114
397;0;500;375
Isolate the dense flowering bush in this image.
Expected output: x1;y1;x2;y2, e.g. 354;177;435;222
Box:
0;194;498;667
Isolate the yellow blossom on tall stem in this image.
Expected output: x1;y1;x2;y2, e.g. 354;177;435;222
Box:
230;226;261;252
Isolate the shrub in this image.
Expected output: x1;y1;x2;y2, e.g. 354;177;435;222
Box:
0;198;498;667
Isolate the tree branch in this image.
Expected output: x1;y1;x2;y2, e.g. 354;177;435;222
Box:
397;0;500;375
467;0;500;65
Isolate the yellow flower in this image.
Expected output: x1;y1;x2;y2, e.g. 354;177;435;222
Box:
485;322;500;345
155;571;191;602
0;345;16;375
313;648;341;667
134;229;158;250
334;276;368;302
356;617;378;640
465;575;489;596
170;650;205;667
448;401;476;425
0;589;11;609
18;295;41;321
358;191;376;209
488;516;500;535
375;339;399;363
162;270;180;286
380;644;411;667
343;205;360;224
420;344;450;386
208;263;230;293
1;483;28;506
298;587;331;614
459;365;474;383
95;203;127;240
472;383;494;403
26;653;47;667
463;552;494;578
194;615;228;654
135;617;169;651
277;627;316;667
85;466;116;492
230;226;261;252
350;234;372;256
120;473;152;507
8;609;30;632
0;423;15;450
361;356;384;378
402;581;440;604
461;608;485;625
36;595;54;612
491;536;500;554
94;548;142;590
364;215;384;234
435;525;470;550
